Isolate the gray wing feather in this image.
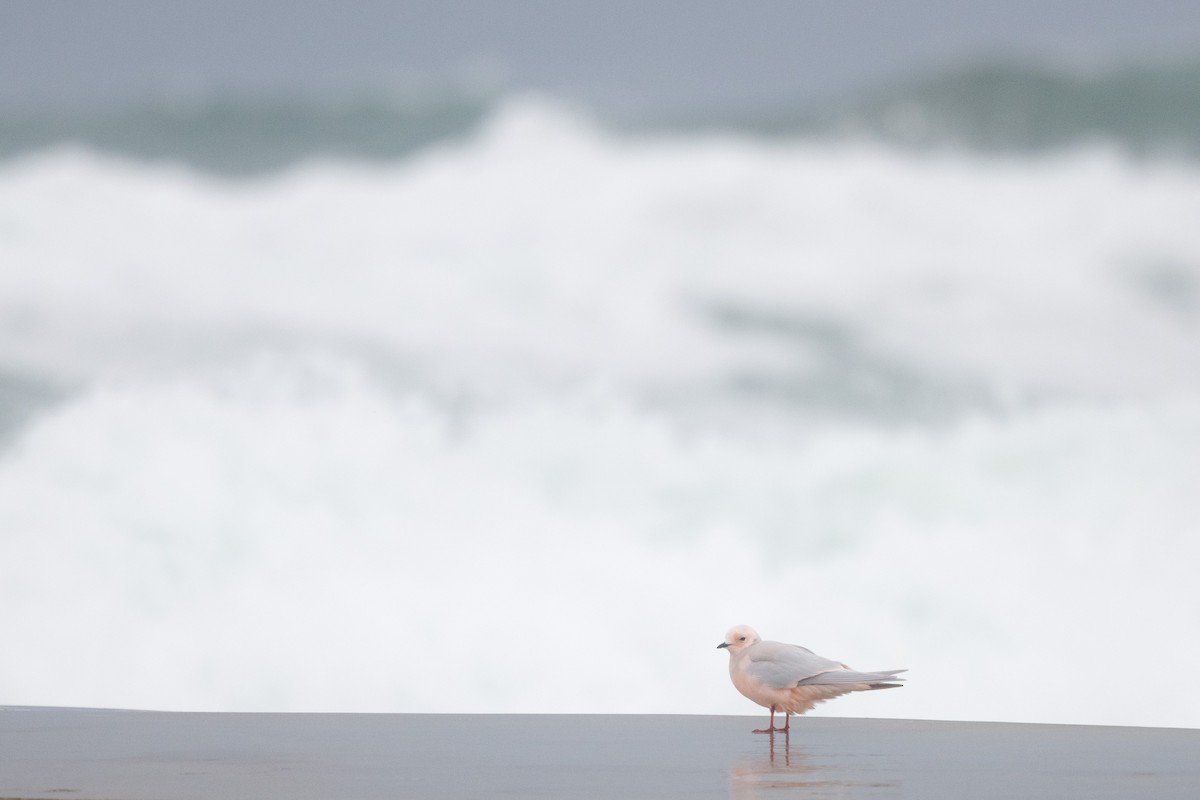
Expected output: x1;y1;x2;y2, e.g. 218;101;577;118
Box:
796;668;907;685
744;641;849;689
746;641;908;689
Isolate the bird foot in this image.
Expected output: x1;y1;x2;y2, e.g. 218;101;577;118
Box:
752;727;788;734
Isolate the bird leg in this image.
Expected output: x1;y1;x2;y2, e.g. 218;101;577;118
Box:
753;705;785;734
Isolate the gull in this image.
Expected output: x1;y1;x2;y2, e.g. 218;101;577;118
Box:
718;624;906;733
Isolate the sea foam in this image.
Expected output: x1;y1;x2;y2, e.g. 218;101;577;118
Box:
1;97;1198;726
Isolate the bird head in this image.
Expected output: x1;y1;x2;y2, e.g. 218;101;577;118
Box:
716;625;760;654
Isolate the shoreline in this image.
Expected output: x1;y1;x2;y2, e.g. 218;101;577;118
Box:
3;706;1198;799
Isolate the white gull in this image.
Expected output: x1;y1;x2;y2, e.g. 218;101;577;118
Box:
718;624;906;733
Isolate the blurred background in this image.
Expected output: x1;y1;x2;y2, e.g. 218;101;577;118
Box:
2;1;1199;727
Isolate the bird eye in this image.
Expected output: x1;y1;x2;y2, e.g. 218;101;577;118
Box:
739;636;746;641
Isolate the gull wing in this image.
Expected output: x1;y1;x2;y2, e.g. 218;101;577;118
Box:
746;641;908;689
796;668;907;685
744;641;849;689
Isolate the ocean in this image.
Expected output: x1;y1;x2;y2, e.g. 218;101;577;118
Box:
2;62;1198;727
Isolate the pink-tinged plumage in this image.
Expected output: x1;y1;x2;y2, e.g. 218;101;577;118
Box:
718;624;906;733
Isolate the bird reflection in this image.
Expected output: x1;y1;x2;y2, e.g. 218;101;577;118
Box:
729;730;898;799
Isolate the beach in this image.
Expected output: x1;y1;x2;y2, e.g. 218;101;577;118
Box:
2;707;1197;799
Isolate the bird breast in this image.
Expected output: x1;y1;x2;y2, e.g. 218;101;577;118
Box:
729;654;789;709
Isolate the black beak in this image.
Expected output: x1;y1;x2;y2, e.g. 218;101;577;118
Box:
716;642;729;649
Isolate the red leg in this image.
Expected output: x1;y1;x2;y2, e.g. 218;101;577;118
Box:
753;705;777;734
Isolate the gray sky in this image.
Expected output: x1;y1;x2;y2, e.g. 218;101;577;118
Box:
3;1;1200;111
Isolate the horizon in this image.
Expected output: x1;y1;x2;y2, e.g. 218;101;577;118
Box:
5;0;1200;114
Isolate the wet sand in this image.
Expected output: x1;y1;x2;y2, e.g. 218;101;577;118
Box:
2;706;1197;799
